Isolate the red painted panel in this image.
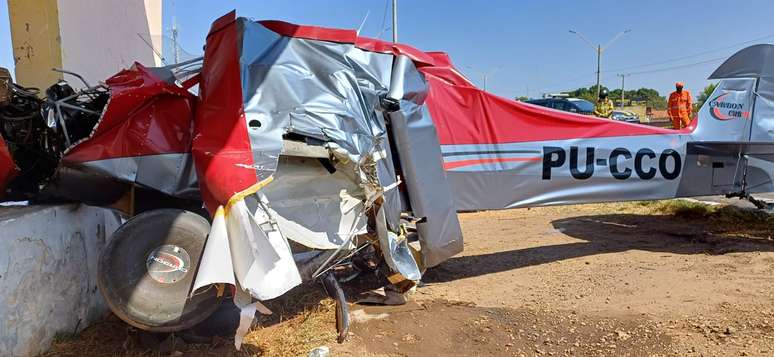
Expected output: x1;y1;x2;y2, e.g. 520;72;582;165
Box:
63;64;195;163
0;136;17;195
192;11;258;213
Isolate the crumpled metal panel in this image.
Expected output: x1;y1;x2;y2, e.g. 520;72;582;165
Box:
386;58;463;268
71;153;199;200
193;12;260;212
260;156;366;250
236;17;417;280
375;203;421;281
63;64;195;163
55;60;197;199
751;77;774;143
239;18;394;180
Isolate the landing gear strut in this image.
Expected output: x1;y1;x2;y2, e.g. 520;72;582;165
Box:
321;272;350;343
726;192;774;212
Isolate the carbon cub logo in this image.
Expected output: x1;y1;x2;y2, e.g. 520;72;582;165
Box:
708;92;749;120
146;245;190;284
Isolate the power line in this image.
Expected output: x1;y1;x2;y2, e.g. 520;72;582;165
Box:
539;82;596;97
604;32;774;73
530;32;774;96
536;72;596;93
376;0;390;39
538;56;723;92
627;56;726;76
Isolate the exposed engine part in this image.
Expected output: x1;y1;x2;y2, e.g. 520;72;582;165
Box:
0;67;109;198
0;67;11;106
44;80;108;146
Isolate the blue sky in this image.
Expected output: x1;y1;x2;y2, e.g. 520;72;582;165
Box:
2;0;774;98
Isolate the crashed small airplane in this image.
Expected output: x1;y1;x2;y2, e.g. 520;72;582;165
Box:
0;11;771;346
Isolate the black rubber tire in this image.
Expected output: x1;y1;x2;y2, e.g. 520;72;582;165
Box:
97;209;222;332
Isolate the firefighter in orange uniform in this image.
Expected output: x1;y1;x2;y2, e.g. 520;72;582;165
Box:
667;82;693;129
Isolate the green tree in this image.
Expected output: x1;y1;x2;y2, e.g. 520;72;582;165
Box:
567;85;665;108
695;83;718;110
568;85;608;102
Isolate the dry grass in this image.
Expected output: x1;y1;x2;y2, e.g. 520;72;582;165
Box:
531;199;772;239
41;318;140;357
622;199;773;239
43;287;340;357
242;297;338;356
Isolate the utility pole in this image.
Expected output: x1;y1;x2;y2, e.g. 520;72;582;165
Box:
483;72;489;91
465;66;500;91
617;74;630;109
596;45;601;98
172;17;180;64
569;29;631;99
392;0;398;43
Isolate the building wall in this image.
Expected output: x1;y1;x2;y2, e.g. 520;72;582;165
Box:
57;0;161;87
7;0;162;89
6;0;63;91
144;0;163;66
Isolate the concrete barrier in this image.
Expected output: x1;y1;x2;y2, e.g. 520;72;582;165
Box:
0;204;122;357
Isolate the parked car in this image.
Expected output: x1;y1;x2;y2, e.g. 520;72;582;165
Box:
525;97;595;115
611;110;641;124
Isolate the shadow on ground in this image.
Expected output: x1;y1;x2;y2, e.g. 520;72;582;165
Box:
424;212;774;284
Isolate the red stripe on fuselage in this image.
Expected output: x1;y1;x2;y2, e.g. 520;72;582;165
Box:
443;157;541;170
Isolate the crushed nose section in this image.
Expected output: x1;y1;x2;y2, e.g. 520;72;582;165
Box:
187;12;458;345
29;9;469;347
0;59;199;204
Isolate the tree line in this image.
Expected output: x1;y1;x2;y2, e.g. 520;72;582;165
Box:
566;83;718;111
515;83;718;112
567;85;667;109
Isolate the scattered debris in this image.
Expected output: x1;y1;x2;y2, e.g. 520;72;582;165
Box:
308;346;329;357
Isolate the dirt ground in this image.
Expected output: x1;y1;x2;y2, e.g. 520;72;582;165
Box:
47;200;774;356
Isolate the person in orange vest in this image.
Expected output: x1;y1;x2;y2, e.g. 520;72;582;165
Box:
667;82;693;129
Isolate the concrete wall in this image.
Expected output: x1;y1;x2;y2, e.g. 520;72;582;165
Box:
7;0;162;90
0;204;122;357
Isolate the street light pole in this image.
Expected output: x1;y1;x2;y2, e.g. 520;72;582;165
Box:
617;74;630;109
483;73;488;91
569;29;631;99
597;45;602;99
466;66;500;91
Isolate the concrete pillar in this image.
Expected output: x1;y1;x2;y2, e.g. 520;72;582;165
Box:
0;204;122;357
6;0;162;90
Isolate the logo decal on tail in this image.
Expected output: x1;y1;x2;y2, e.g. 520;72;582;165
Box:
709;92;749;120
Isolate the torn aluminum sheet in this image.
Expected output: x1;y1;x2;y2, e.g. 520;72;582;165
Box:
260;156;367;250
194;14;423;304
69;153;199;200
61;63;199;199
193;197;302;301
383;56;464;268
